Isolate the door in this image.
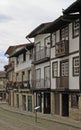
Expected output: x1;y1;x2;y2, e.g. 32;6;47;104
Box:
28;70;32;88
60;60;69;116
62;94;69;116
44;93;50;114
36;69;41;88
22;95;26;111
16;94;19;108
60;60;69;88
44;66;50;88
55;93;60;115
28;96;32;112
36;93;42;112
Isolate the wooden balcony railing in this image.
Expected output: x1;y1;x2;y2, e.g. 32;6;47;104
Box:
55;40;69;58
32;78;50;90
33;47;50;64
56;76;69;90
6;80;32;91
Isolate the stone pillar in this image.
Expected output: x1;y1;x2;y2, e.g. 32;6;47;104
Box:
19;93;22;111
32;93;35;112
60;93;62;116
14;92;17;108
51;92;55;115
42;92;44;114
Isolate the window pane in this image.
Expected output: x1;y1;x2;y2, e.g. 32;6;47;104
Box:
52;62;58;77
73;19;79;38
73;57;79;76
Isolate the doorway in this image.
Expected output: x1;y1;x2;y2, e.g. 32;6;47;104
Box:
62;94;69;116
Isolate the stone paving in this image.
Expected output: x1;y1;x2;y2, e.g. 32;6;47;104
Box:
0;102;81;130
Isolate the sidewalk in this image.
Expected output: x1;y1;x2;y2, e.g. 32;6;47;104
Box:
0;102;81;129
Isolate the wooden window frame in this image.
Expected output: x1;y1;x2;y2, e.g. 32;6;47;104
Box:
73;56;79;76
71;94;79;109
52;61;58;78
72;19;80;38
51;32;56;47
60;59;69;77
44;36;51;47
23;52;26;62
60;26;69;40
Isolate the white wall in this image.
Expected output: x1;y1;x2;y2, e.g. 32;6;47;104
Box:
51;22;79;90
14;52;32;72
69;53;79;90
69;23;79;53
35;62;50;79
35;34;50;45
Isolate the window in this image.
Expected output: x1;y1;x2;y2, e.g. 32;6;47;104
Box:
16;73;18;81
52;62;58;78
22;71;25;82
51;32;56;47
60;26;69;40
61;61;69;76
44;36;50;47
29;49;33;60
73;56;79;76
16;56;19;64
73;19;80;38
23;52;26;62
71;95;79;108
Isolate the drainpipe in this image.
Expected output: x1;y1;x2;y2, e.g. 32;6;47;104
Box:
79;11;81;91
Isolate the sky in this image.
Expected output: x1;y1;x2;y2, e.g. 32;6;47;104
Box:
0;0;75;70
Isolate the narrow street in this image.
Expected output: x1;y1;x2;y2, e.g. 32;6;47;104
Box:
0;106;80;130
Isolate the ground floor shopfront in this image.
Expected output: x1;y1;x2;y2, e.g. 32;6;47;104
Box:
51;91;81;120
7;89;81;121
8;89;34;112
34;91;51;114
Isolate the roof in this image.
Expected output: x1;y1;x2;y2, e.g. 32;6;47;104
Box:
27;16;72;38
63;0;81;14
9;43;34;58
26;22;52;38
5;44;28;55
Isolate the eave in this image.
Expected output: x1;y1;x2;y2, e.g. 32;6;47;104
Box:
63;0;81;14
9;43;34;58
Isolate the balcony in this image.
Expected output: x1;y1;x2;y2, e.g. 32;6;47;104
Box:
32;78;50;90
56;76;69;90
55;40;69;58
5;61;14;72
33;47;50;64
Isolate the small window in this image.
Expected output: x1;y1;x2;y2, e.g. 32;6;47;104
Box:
29;49;33;60
51;32;56;47
16;73;18;81
73;56;79;76
16;56;19;64
73;19;80;38
44;36;50;47
23;52;26;62
60;26;69;40
52;62;58;78
71;95;79;108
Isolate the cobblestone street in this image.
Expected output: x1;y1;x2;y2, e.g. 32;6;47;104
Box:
0;103;81;130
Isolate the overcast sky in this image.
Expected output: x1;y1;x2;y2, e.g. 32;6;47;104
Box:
0;0;75;70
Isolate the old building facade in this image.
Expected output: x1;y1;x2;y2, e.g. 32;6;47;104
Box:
4;0;81;121
5;43;34;112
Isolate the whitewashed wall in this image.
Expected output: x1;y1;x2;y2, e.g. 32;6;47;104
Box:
34;34;51;79
69;23;79;53
51;22;79;90
15;52;32;72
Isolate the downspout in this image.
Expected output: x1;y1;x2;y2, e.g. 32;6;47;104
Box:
79;11;81;91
